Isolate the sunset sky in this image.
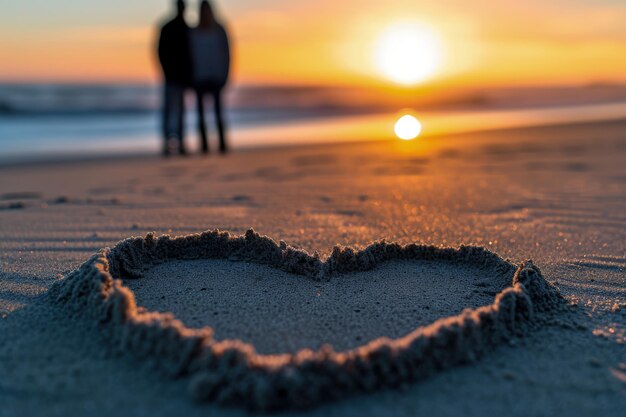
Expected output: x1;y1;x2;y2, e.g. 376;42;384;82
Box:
1;0;625;87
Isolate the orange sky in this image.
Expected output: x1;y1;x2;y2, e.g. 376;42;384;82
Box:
1;0;625;87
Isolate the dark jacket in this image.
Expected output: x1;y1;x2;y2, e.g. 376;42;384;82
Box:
158;16;192;85
214;24;231;88
190;23;231;89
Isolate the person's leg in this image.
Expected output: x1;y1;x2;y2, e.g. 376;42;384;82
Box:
196;88;209;154
174;85;187;155
212;87;228;154
162;83;174;156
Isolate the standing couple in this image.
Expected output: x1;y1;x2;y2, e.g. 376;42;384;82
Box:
158;0;230;156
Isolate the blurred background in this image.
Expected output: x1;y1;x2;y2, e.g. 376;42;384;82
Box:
1;0;626;162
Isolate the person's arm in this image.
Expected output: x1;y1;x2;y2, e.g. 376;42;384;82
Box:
220;25;231;84
157;27;166;68
183;27;193;84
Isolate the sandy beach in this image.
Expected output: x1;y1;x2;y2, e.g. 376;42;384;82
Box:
1;119;625;416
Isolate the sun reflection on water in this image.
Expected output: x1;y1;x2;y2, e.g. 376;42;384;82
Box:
394;114;422;140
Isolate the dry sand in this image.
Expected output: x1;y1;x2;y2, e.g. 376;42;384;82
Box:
0;119;625;416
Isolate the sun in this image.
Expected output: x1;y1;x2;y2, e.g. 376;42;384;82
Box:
374;23;443;85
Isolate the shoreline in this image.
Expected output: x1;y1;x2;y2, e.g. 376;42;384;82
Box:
2;116;626;169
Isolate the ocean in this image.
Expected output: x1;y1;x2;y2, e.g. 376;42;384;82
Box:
2;83;626;162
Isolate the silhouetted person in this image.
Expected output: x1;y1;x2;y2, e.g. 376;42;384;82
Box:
158;0;192;156
191;0;231;154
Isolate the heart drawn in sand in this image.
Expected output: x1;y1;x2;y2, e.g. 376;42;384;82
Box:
49;230;563;412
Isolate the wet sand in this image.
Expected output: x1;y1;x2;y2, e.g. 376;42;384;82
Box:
0;119;625;416
130;258;509;354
